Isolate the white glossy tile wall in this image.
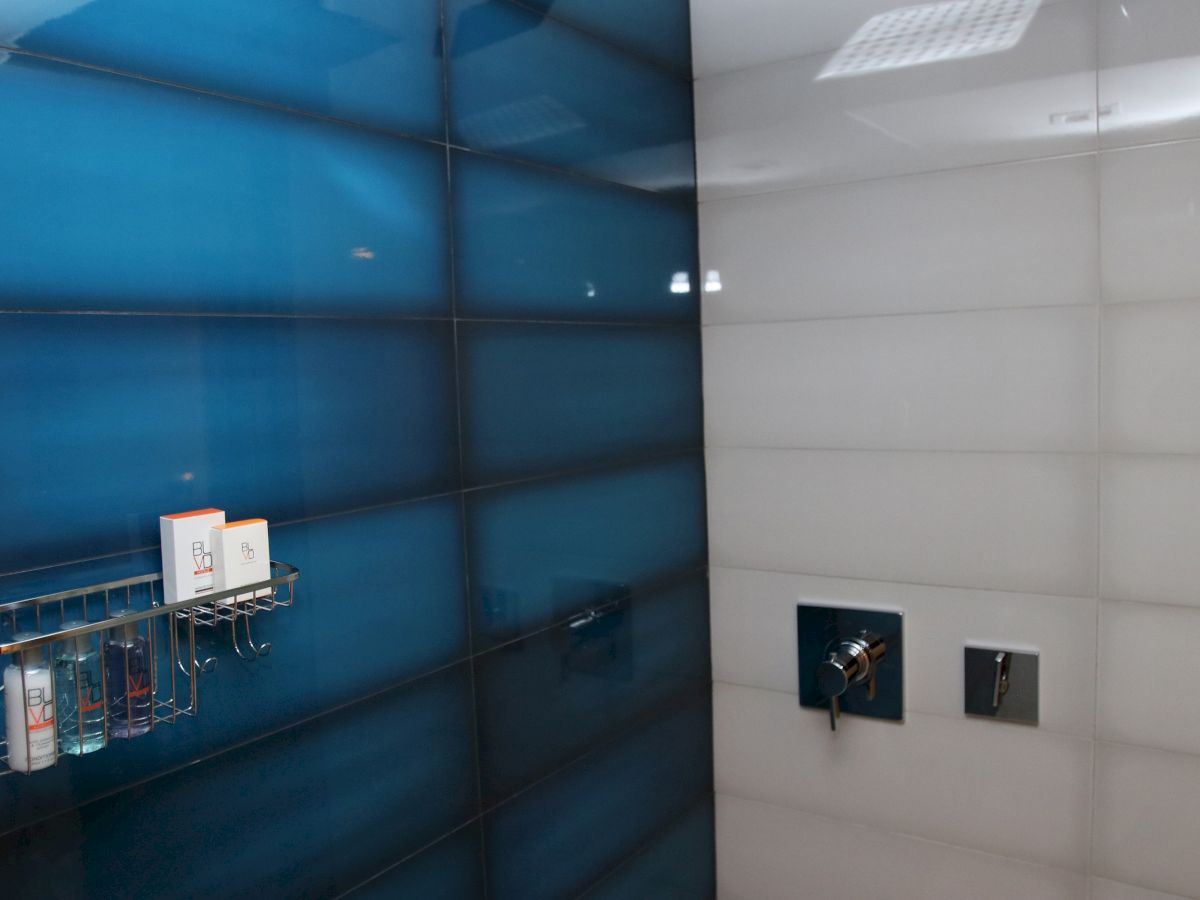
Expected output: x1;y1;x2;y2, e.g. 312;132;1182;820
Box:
704;307;1098;452
696;0;1200;895
1101;142;1200;305
714;683;1094;870
1102;299;1200;453
710;567;1098;737
707;448;1098;596
695;0;1097;199
716;794;1090;900
1093;742;1200;897
700;155;1099;324
1098;599;1200;756
1099;0;1200;148
1091;878;1192;900
1100;455;1200;607
690;0;927;78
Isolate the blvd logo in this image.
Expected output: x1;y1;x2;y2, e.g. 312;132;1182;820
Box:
192;540;213;573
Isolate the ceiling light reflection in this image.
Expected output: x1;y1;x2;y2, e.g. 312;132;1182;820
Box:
818;0;1042;80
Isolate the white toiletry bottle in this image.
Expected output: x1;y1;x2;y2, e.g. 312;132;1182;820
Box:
4;632;57;773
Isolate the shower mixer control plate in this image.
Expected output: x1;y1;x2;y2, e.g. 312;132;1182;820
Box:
797;604;903;730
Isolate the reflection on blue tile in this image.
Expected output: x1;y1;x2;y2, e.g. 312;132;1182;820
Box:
0;499;469;834
466;454;706;648
520;0;692;74
348;825;485;899
0;315;457;574
484;689;712;900
0;665;479;899
475;575;710;804
0;55;449;315
1;0;443;137
0;548;161;605
459;322;701;485
453;152;698;323
583;799;716;900
446;0;694;192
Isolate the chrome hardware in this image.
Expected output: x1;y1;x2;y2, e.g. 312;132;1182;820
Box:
991;651;1011;708
0;561;298;774
964;646;1038;725
817;632;887;731
798;605;903;731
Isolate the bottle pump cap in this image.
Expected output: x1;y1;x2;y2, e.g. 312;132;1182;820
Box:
108;609;141;642
9;631;47;669
58;621;95;656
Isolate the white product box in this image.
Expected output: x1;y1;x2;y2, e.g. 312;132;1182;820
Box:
210;518;271;603
160;508;226;604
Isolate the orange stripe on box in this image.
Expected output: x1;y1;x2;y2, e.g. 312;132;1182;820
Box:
163;508;223;520
214;518;267;529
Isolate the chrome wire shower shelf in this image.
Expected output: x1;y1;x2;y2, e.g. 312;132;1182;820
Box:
0;560;298;775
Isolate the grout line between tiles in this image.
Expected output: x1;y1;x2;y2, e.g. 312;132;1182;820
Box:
0;653;475;842
709;562;1099;601
1089;10;1104;885
339;693;714;899
0;46;693;207
700;297;1099;328
0;308;701;329
705;443;1097;457
700;298;1100;329
696;129;1200;211
697;147;1103;206
710;561;1200;615
438;0;490;888
332;817;482;899
477;680;714;819
698;131;1200;210
0;447;703;582
711;677;1095;743
714;791;1093;881
573;793;715;899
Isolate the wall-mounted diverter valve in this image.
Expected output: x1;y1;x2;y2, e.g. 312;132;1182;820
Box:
964;646;1038;725
797;605;903;731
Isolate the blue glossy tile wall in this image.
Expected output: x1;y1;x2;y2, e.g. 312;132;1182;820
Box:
517;0;693;75
466;454;707;648
0;498;468;834
483;689;713;900
0;315;458;572
453;151;698;323
475;574;710;804
459;322;703;485
446;0;694;192
0;665;479;899
0;0;706;893
347;825;486;899
582;799;716;900
0;56;449;316
1;0;444;138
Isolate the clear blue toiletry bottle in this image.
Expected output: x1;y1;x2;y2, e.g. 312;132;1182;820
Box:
55;623;106;755
104;610;152;738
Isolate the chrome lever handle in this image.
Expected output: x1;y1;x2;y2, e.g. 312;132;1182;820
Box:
991;650;1011;708
816;632;886;731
